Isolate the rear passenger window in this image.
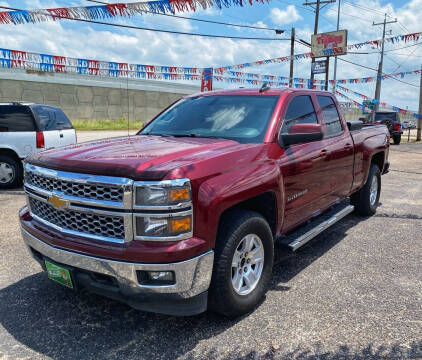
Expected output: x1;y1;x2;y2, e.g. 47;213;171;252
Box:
317;96;343;137
281;96;318;134
0;106;35;132
32;105;73;131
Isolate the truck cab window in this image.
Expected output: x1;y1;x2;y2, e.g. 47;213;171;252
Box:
317;96;343;137
281;95;318;134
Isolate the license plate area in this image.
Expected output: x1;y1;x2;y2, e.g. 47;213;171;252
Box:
45;260;74;289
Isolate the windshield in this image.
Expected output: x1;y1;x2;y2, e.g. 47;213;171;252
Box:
140;95;279;144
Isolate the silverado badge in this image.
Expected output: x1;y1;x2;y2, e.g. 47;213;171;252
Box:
47;194;69;210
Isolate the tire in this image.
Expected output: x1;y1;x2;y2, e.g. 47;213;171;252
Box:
209;209;274;318
351;164;381;216
393;135;401;145
0;155;22;189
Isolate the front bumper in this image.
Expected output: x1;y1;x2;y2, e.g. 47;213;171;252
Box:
21;227;214;316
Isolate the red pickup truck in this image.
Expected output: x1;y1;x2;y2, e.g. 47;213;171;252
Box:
20;88;390;317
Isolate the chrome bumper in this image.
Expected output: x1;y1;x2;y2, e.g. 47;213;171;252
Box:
21;227;214;299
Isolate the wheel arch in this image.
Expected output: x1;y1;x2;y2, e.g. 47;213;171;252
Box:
370;151;385;173
217;191;278;240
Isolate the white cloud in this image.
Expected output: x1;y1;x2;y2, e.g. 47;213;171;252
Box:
1;0;421;110
270;5;303;25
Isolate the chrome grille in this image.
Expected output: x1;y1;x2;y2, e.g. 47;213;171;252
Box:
29;198;125;240
26;172;124;202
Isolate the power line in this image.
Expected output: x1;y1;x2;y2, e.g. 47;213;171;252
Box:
338;57;419;88
0;5;290;41
341;1;411;34
85;0;286;33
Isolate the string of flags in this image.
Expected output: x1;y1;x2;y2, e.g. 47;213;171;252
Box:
337;85;421;120
0;0;268;25
0;48;202;78
212;75;325;89
215;32;422;72
1;46;420;88
335;90;373;113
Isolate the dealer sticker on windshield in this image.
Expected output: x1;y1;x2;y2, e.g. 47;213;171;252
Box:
45;260;73;289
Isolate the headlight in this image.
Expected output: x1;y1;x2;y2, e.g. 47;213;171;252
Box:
133;179;193;241
134;179;191;207
135;214;192;238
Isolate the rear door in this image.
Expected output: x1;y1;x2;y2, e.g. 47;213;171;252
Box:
31;105;76;149
0;105;37;158
316;95;354;200
278;94;334;232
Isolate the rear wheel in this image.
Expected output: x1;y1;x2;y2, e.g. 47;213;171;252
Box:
393;135;401;145
209;210;274;318
0;155;22;189
351;164;381;216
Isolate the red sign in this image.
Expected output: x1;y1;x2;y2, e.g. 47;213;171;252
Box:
201;68;213;92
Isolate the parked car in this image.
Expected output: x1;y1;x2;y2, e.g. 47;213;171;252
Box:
402;120;416;129
374;111;403;145
19;88;390;317
0;103;76;188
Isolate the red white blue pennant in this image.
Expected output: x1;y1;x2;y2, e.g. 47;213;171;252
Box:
0;0;268;25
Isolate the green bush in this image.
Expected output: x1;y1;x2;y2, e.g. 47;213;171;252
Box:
72;118;143;131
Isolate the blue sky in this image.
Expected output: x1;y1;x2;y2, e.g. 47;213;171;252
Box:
1;0;422;110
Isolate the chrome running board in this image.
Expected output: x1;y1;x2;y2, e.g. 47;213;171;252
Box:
280;203;355;251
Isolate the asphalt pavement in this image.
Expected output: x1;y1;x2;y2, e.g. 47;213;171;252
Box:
0;137;421;360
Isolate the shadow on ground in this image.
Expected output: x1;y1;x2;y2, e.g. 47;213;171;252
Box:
0;215;372;359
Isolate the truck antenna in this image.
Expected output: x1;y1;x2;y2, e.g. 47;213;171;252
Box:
259;82;270;93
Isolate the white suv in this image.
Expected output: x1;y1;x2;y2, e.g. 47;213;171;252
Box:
0;103;76;188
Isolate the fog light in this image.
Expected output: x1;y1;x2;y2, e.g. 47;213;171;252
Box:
136;270;175;285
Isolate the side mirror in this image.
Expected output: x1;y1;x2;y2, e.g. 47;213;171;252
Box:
279;123;324;147
347;120;363;131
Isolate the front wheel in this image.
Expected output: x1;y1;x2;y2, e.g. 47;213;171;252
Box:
209;210;274;318
351;164;381;216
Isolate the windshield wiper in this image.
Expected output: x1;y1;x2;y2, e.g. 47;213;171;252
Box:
143;132;224;139
173;133;224;139
142;132;172;137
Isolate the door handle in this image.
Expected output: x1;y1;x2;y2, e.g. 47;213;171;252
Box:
320;149;329;159
344;143;353;150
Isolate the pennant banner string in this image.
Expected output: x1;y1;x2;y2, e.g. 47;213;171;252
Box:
338;85;421;120
0;0;269;25
0;46;420;87
215;32;422;71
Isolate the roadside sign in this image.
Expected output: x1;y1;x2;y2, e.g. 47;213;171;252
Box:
311;30;348;58
312;60;327;74
201;68;213;92
362;100;374;115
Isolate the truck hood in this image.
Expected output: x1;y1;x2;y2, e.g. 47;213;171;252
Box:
27;135;250;180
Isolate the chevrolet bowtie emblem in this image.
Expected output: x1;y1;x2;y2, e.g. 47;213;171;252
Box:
47;194;69;210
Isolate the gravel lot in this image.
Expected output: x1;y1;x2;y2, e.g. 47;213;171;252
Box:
0;133;421;359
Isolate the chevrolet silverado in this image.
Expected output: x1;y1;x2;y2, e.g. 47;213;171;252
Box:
19;87;390;317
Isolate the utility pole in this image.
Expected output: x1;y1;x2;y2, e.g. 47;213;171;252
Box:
304;0;336;89
373;14;397;113
289;27;295;88
332;0;341;93
417;64;422;141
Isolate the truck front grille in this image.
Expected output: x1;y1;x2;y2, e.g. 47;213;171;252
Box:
29;198;125;241
27;172;124;202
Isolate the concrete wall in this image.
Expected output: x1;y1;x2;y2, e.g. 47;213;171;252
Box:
0;69;200;123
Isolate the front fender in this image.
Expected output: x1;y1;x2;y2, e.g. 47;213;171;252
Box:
194;161;284;247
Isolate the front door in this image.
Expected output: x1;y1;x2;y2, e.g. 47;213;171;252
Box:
277;94;333;233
